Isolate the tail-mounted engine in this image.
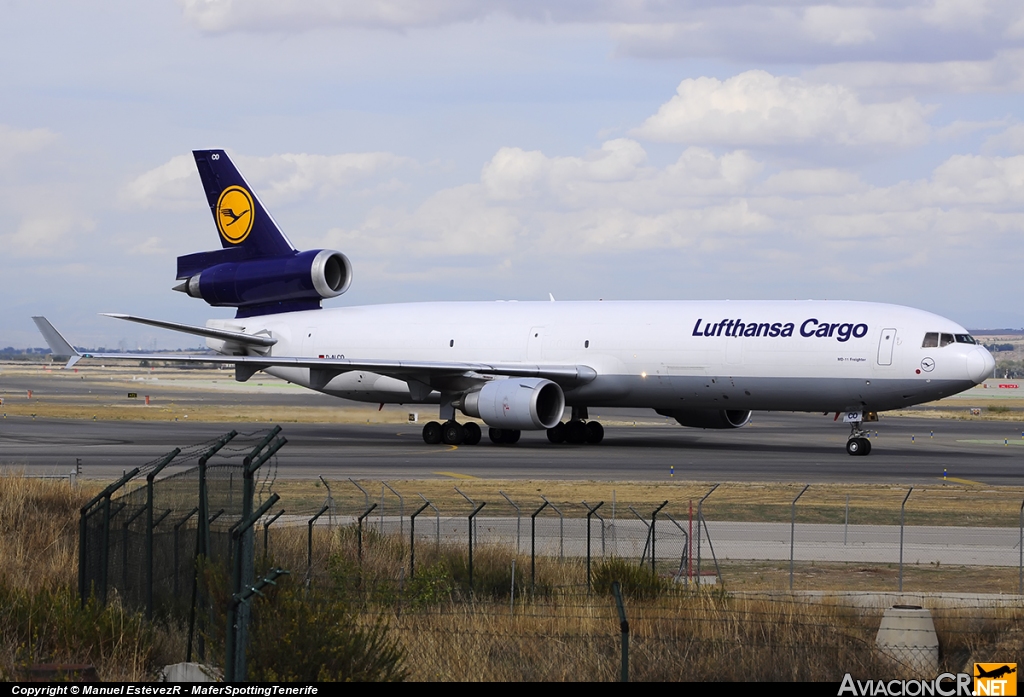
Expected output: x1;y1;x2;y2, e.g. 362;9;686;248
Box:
175;249;352;318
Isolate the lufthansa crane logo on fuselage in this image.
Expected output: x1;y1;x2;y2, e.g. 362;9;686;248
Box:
216;186;254;244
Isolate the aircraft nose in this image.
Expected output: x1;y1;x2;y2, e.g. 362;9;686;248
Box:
966;346;995;384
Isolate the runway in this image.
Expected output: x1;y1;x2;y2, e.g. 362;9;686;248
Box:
1;410;1022;485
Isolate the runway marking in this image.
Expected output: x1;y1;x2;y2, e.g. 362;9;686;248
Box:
956;439;1024;446
939;476;985;486
433;471;479;480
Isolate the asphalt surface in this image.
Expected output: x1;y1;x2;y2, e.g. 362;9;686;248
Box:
1;410;1022;485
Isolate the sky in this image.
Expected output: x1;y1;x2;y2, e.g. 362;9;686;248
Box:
3;0;1024;349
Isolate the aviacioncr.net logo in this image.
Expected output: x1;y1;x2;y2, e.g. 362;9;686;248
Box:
216;186;254;244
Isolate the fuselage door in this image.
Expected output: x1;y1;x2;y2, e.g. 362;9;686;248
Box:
876;328;897;366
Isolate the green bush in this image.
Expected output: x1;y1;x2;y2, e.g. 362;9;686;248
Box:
591;557;667;600
248;579;406;682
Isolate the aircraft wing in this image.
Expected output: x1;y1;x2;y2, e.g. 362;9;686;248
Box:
31;317;597;389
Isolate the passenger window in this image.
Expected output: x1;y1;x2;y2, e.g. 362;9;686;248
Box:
940;333;954;347
922;333;938;348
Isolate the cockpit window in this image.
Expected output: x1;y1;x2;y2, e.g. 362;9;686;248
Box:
924;332;974;348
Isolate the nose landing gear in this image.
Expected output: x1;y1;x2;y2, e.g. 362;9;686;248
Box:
846;421;872;456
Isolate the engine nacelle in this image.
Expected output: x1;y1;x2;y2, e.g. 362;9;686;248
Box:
657;409;752;429
459;378;565;431
178;249;352;317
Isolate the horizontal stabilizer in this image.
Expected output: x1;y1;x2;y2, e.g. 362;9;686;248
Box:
100;313;277;348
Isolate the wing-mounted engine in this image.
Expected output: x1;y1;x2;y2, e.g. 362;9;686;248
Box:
457;378;565;430
174;248;352;318
657;409;752;429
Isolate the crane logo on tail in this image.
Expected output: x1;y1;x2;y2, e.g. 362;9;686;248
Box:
216;185;254;244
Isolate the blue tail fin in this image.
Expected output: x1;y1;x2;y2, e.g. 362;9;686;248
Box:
177;149;296;278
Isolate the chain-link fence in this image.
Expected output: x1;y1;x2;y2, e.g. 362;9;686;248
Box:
282;481;1024;596
73;446;1024;681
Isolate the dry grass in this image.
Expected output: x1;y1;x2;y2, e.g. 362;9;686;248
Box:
3;472;1022;682
0;474;96;591
0;475;175;680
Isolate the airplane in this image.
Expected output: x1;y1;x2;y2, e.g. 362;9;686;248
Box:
33;149;996;456
975;665;1016;680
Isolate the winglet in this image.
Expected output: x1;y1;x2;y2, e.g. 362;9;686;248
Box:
31;317;83;369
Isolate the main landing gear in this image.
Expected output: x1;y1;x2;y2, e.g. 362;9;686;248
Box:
422;420;482;446
546;420;604;445
846;421;872;456
546;407;604;445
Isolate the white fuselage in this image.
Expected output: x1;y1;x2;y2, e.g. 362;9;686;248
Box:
208;299;993;414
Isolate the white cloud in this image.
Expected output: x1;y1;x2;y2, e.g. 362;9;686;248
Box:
800;6;877;47
0;124;58;167
121;151;414;210
180;0;498;32
632;71;931;149
313;137;1024;297
805;48;1024;94
119;154;198;211
0;214;94;258
983;123;1024;153
236;152;414;204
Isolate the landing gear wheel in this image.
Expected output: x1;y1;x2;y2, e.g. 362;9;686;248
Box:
462;422;482;445
442;421;465;445
564;420;588;444
585;421;605;444
422;421;442;445
547;422;566;444
490;428;521;444
846;437;870;456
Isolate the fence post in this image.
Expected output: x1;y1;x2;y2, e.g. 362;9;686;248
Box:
664;514;690;585
263;510;284;560
318;475;334;528
382;482;405;537
418;494;440;551
541;496;564;561
650;501;668;575
357;503;377;561
78;467;140;607
225;493;281;683
585;501;604;594
500;491;522;552
612;581;629;682
122;505;147;597
145;448;180;619
307;504;330;575
173;507;198;598
695;484;719;586
457;487;478;543
410;501;431;579
531;501;550;593
790;484;809;591
899;487;913;593
233;432;286;681
468;502;486;596
1018;499;1023;595
188;429;238;664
